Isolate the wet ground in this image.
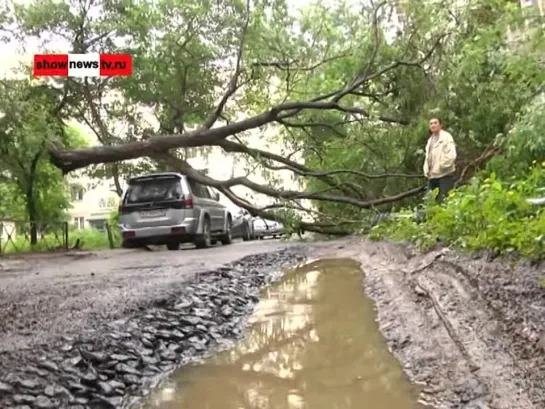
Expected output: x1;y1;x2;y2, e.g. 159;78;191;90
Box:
0;240;307;408
2;237;545;409
317;238;545;409
143;258;423;409
0;239;296;353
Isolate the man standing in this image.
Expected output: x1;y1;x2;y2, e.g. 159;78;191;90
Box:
423;117;457;203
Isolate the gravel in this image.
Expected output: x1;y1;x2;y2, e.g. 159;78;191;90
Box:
0;248;307;409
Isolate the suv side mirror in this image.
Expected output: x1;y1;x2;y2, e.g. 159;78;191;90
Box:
214;192;220;201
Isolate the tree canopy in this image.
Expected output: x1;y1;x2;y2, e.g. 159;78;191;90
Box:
1;0;543;234
0;79;88;243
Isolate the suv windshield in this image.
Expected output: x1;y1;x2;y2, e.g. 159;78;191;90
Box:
125;177;182;204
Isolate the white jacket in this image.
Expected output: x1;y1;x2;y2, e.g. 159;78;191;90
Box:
423;130;456;179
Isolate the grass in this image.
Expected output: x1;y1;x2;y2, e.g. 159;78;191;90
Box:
0;227;122;254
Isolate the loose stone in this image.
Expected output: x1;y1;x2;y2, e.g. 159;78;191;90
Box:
0;250;305;409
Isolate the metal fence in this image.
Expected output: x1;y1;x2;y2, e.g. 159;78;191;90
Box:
0;220;69;255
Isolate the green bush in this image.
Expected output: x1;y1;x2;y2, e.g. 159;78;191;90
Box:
488;97;545;179
369;164;545;260
69;227;121;250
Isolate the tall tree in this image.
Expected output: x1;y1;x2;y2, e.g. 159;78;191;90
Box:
0;80;85;244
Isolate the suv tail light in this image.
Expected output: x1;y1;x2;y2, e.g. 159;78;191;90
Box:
183;195;193;208
122;231;135;239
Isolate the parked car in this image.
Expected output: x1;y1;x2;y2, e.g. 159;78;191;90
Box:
118;172;233;250
228;205;256;241
253;218;285;239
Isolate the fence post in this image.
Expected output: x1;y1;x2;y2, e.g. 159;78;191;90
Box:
106;224;115;249
64;222;69;250
0;222;3;256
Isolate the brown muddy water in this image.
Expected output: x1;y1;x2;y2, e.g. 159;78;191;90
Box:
142;258;425;409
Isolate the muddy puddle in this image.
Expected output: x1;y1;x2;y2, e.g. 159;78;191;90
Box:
143;258;424;409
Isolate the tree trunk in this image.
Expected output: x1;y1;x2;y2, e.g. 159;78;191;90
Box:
111;164;123;197
26;185;38;246
26;147;44;246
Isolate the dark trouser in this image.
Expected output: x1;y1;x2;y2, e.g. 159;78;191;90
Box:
427;173;455;203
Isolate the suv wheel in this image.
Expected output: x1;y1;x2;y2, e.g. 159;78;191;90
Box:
122;240;134;249
220;216;233;245
242;222;250;241
166;241;180;251
195;217;211;249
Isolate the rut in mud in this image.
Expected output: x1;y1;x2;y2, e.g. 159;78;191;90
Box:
2;237;545;409
143;258;424;409
320;238;545;409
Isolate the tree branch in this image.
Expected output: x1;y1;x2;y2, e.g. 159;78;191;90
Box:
214;186;352;236
154;152;425;209
48;36;446;172
252;52;352;72
329;33;447;103
201;0;251;129
216;139;421;181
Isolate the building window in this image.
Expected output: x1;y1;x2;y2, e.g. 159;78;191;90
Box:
99;197;117;208
70;185;84;201
88;219;106;231
73;217;85;230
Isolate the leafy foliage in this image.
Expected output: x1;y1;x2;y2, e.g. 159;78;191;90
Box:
370;164;545;260
487;96;545;178
296;0;545;222
0;80;87;236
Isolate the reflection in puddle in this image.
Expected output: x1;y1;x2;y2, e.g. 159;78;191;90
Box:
143;258;424;409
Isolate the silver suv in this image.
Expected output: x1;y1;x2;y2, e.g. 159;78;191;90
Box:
118;172;233;250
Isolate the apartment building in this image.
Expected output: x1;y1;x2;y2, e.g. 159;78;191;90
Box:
68;176;123;230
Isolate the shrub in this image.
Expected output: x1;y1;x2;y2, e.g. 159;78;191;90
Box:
69;227;121;250
369;164;545;260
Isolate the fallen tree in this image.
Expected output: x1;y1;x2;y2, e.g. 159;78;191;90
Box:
42;0;441;234
3;0;542;234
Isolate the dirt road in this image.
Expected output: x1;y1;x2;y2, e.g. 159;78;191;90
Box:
1;236;545;409
0;239;298;354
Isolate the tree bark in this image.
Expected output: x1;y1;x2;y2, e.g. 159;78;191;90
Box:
26;147;44;246
26;184;38;246
48;110;278;173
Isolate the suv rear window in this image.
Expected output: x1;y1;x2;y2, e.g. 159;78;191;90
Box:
125;177;182;204
187;179;212;199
